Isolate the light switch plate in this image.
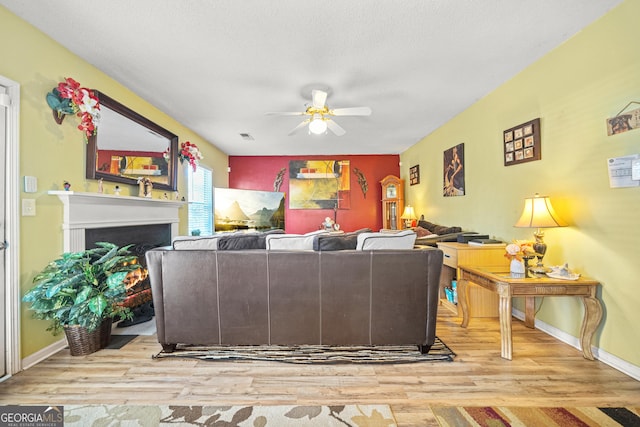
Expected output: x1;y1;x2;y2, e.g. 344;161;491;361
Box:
22;199;36;216
24;176;38;193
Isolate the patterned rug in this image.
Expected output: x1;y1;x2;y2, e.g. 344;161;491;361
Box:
152;337;455;364
431;406;640;426
64;404;397;426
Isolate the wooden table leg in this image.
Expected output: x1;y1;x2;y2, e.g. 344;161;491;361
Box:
459;279;470;328
499;295;513;360
524;296;535;328
580;296;603;360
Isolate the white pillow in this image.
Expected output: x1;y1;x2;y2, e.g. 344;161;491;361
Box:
356;230;417;250
172;235;221;250
266;234;316;250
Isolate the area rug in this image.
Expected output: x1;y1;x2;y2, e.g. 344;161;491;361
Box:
152;337;455;364
104;334;138;349
431;406;640;427
64;404;397;426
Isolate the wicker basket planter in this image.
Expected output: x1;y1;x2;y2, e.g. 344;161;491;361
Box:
63;318;113;356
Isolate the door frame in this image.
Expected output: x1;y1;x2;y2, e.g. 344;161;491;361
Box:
1;75;21;380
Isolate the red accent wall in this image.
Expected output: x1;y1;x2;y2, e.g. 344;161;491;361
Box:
228;155;400;234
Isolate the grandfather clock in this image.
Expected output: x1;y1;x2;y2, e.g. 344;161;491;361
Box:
380;175;404;230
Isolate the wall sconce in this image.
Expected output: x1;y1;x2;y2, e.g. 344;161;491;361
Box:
514;193;566;273
400;205;417;229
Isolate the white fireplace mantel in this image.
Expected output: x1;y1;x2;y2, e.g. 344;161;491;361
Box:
49;191;185;252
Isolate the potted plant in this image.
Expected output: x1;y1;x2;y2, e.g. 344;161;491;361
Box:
22;242;139;356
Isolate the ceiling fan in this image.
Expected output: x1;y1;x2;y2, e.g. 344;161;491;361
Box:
266;89;372;136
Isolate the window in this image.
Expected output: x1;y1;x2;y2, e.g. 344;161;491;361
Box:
187;166;213;236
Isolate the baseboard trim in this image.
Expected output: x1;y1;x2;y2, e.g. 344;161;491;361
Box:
21;338;67;371
512;308;640;381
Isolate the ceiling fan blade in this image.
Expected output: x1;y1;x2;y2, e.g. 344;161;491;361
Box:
311;90;327;109
288;119;311;136
330;106;372;116
265;111;305;116
326;119;346;136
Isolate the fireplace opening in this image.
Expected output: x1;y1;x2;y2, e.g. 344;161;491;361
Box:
85;224;171;327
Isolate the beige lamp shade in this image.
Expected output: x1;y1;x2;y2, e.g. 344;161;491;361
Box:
400;205;417;220
514;194;566;228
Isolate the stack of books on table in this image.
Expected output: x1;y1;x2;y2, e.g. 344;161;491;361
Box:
467;238;506;247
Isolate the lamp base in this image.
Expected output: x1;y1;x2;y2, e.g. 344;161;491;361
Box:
529;265;551;274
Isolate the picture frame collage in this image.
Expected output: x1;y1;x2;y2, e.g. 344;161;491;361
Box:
503;118;541;166
409;165;420;185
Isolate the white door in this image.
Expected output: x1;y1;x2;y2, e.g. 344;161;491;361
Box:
0;76;18;379
0;84;7;377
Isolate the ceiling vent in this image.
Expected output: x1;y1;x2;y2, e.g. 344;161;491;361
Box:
239;133;254;141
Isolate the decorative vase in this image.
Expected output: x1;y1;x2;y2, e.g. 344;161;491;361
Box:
510;258;525;277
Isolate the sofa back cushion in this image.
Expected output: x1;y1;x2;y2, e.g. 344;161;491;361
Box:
356;230;417;250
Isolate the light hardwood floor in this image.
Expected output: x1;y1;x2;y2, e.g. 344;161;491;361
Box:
2;307;639;426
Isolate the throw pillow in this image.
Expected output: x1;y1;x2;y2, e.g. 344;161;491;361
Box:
313;234;358;251
172;235;222;250
414;226;432;237
356;230;417;250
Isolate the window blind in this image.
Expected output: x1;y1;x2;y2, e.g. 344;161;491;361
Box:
188;166;213;235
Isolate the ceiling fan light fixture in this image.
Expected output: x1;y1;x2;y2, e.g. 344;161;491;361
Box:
308;114;327;135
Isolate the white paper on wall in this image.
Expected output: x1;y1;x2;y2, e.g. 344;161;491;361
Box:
607;154;640;188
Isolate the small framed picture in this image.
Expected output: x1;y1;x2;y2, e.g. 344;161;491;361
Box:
523;124;533;135
409;165;420;185
524;135;534;147
503;118;541;166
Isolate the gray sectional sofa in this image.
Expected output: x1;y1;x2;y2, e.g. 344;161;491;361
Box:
145;233;444;354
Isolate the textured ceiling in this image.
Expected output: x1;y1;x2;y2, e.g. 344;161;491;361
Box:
1;0;622;156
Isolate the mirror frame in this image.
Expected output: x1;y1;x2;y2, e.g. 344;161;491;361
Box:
86;90;179;191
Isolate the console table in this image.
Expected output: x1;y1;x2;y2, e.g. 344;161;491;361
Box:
437;242;508;317
458;265;602;361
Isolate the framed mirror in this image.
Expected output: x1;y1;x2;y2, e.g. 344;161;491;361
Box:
86;91;178;191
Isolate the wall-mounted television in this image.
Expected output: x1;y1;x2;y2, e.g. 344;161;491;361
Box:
214;188;285;232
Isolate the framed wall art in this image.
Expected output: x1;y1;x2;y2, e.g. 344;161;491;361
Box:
503;118;541;166
443;143;465;197
288;160;351;209
409;165;420;185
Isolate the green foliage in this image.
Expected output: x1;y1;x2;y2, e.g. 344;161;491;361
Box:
23;242;140;334
45;88;76;115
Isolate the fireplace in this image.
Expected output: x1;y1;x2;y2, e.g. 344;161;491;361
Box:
49;191;185;325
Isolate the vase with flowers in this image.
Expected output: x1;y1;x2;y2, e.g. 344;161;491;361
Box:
165;141;203;172
46;77;100;141
504;241;537;278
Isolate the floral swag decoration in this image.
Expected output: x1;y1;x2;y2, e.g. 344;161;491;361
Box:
164;141;203;172
46;77;100;140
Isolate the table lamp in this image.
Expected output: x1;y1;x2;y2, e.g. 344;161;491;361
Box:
514;193;566;273
400;205;417;229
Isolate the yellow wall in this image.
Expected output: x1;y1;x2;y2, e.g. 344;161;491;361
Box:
402;0;640;366
0;6;229;358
